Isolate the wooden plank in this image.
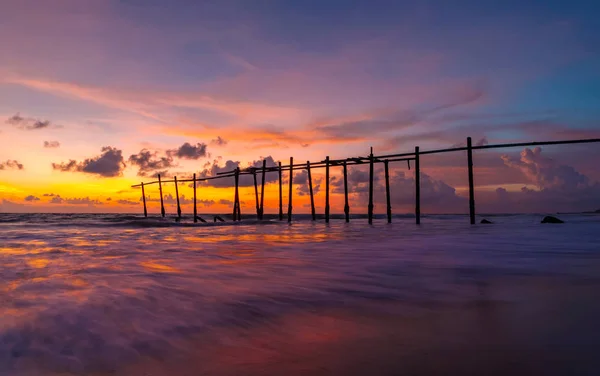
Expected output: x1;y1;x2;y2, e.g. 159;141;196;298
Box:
253;171;259;220
307;161;316;221
415;147;420;225
174;176;182;219
278;162;283;220
368;148;374;224
193;173;197;223
325;156;330;223
158;174;165;218
141;182;147;217
343;162;349;223
260;159;266;220
288;157;293;223
467;137;476;225
385;160;391;223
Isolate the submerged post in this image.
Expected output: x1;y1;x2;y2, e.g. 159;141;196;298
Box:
385;160;391;223
278;162;283;221
343;161;349;223
325;156;330;223
307;161;316;221
415;146;420;225
288;157;293;223
174;176;182;219
141;182;147;217
260;159;266;220
253;170;260;220
368;148;374;225
193;173;197;223
467;137;476;225
158;174;165;218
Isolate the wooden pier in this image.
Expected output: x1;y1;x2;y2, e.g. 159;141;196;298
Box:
132;137;600;224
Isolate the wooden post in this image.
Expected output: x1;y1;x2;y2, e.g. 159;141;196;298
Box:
415;147;420;225
234;168;240;221
193;173;197;223
467;137;476;225
260;159;266;220
158;174;165;218
343;161;349;223
307;161;316;221
288;157;293;223
368;148;374;225
174;176;182;219
253;170;260;220
278;162;283;221
141;182;147;217
325;156;330;223
384;160;391;223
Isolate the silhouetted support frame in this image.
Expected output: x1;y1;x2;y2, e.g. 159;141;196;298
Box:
343;161;349;223
158;174;165;218
141;182;147;217
368;148;374;224
384;160;391;223
415;147;420;225
253;171;259;220
174;176;182;219
307;161;316;221
288;157;293;223
467;137;476;225
193;173;197;223
260;159;266;220
325;156;330;223
130;137;600;226
278;162;283;221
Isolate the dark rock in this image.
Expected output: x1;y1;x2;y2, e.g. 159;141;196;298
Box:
480;219;493;224
541;215;564;224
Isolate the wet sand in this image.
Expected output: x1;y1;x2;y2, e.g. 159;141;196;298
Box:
109;277;600;376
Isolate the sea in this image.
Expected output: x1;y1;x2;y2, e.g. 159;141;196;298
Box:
1;213;599;375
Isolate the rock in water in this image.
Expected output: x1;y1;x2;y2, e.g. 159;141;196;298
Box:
541;216;564;224
480;219;493;224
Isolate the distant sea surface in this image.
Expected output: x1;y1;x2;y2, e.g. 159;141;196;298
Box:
1;213;600;375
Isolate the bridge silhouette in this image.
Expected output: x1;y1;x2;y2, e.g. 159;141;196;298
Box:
132;137;600;224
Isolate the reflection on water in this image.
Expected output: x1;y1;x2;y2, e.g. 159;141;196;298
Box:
0;213;599;375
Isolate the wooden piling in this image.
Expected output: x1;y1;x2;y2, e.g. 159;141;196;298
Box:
235;168;241;220
415;147;420;225
325;156;330;223
467;137;476;225
233;169;239;221
174;176;182;219
288;157;293;223
278;162;283;221
193;173;197;223
141;182;147;217
368;148;374;225
307;161;316;221
253;171;260;220
343;161;349;223
260;159;266;220
158;174;165;218
385;160;391;223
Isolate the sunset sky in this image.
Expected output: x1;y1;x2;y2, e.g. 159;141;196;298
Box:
1;0;599;214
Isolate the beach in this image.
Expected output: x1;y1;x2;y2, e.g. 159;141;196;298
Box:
1;214;599;375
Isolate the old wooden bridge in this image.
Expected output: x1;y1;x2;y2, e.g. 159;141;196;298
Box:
131;137;600;224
